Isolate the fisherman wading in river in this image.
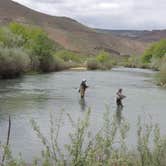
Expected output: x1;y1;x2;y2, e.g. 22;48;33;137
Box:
116;88;126;107
79;79;88;98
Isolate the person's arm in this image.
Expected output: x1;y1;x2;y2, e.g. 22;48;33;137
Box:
85;82;89;88
120;94;126;99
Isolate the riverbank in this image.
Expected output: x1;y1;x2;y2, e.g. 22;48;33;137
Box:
0;23;87;79
0;23;165;86
69;66;87;71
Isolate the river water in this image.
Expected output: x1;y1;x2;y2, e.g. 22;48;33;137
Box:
0;67;166;162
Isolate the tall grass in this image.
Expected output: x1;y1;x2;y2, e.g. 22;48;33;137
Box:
29;109;166;166
1;109;166;165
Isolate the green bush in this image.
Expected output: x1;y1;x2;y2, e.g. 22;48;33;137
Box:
152;39;166;59
96;51;111;63
100;61;112;70
87;51;113;70
0;27;25;48
127;55;141;68
0;47;30;78
55;50;82;63
87;58;113;70
9;22;45;46
0;22;70;77
8;22;57;72
120;55;149;69
140;40;166;86
53;55;68;71
150;57;163;70
142;39;166;64
87;58;100;70
142;45;155;63
156;60;166;87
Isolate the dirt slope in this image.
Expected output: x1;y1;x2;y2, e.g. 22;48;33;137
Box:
0;0;149;55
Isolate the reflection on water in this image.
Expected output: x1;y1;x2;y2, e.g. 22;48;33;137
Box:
115;105;123;125
79;98;87;111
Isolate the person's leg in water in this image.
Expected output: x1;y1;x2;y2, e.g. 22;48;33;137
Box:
79;98;86;111
80;87;85;98
116;105;123;125
116;98;123;107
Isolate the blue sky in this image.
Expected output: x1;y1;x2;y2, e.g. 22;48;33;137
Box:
13;0;166;30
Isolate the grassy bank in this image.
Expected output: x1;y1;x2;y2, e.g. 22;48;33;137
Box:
1;109;166;166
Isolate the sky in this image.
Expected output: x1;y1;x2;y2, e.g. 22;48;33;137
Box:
13;0;166;30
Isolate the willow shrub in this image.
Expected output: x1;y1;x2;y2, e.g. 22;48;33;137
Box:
87;58;100;70
87;51;113;70
9;23;58;73
0;27;25;48
30;109;166;166
0;23;71;76
141;39;166;71
87;59;112;70
54;50;82;63
1;109;166;165
0;143;26;166
0;47;30;78
53;55;69;71
156;62;166;87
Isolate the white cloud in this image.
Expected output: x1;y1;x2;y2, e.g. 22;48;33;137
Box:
12;0;166;29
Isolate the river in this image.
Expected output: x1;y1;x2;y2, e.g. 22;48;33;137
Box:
0;67;166;162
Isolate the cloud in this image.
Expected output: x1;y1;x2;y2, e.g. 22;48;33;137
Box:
12;0;166;29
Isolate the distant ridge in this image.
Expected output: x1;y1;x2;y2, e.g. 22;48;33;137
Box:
0;0;152;55
95;29;166;42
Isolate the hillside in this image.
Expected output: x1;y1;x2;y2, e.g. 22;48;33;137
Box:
95;29;166;42
0;0;149;56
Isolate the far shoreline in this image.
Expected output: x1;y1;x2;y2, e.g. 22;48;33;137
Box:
69;66;87;71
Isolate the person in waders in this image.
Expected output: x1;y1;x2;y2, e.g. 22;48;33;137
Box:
116;88;126;107
79;79;88;98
